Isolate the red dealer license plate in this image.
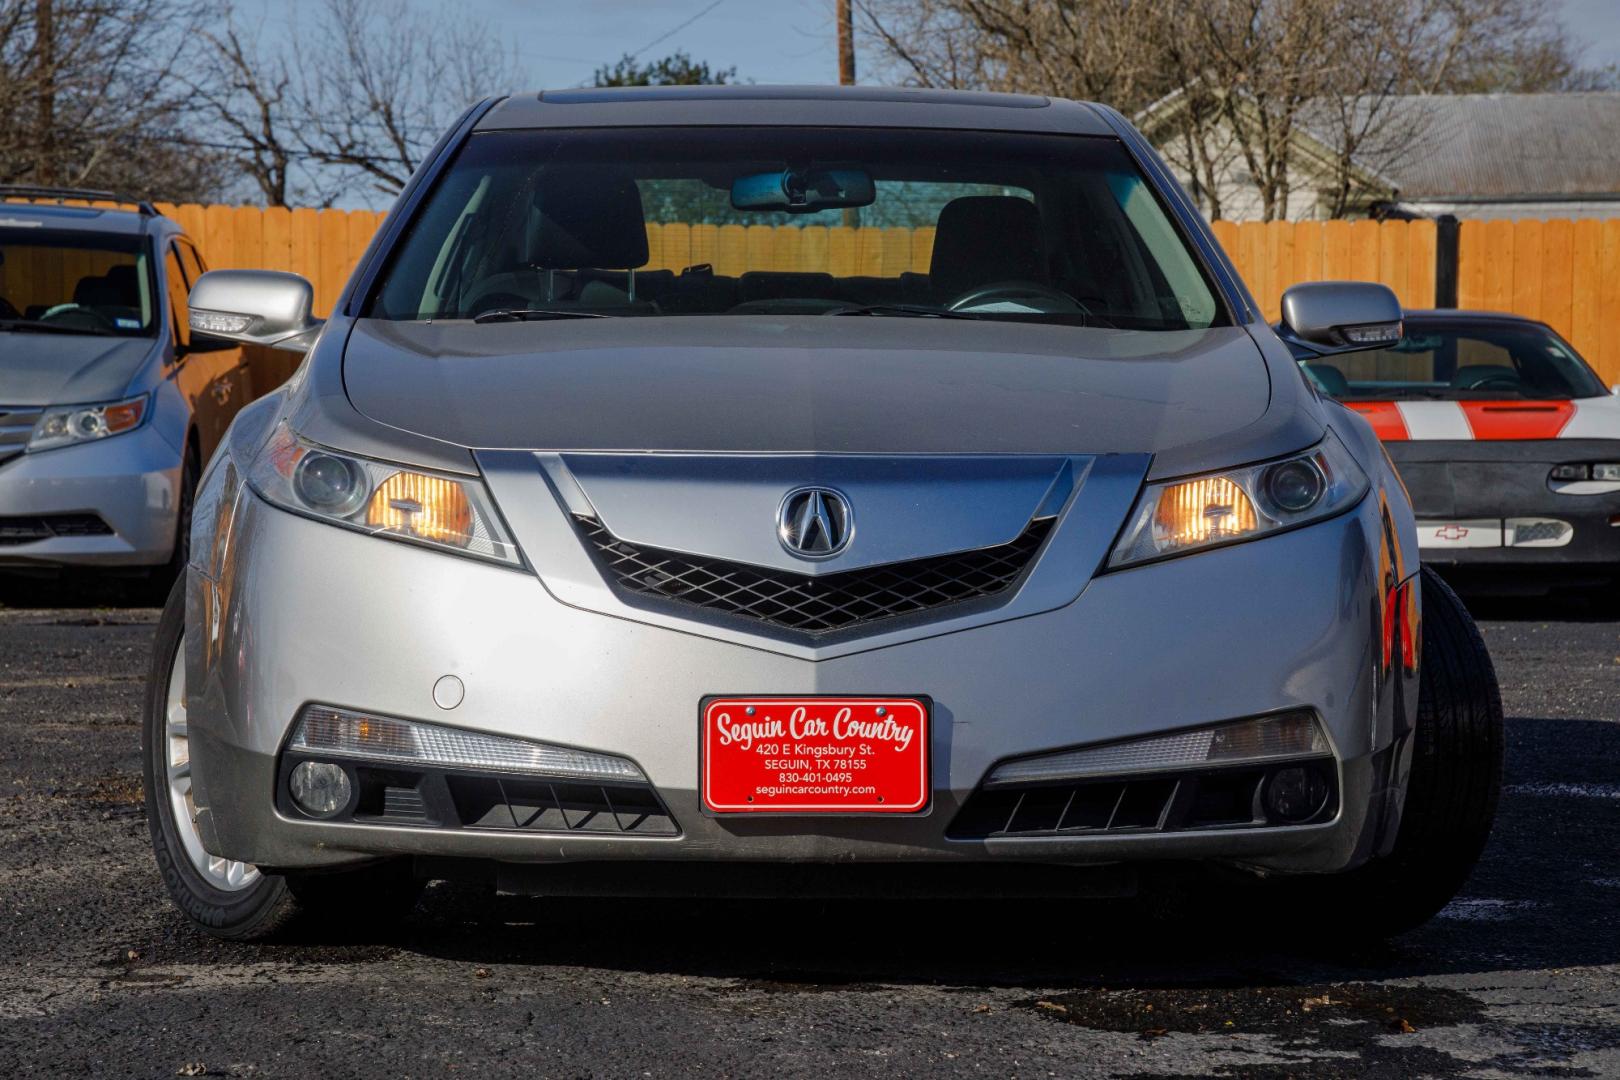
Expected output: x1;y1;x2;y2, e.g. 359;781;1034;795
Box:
701;696;930;814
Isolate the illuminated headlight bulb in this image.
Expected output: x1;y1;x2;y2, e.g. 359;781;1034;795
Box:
1153;476;1257;550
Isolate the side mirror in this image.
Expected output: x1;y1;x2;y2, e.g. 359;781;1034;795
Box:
1277;281;1403;357
188;270;323;353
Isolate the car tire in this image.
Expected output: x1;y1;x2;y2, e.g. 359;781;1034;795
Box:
1265;566;1504;938
144;577;423;941
140;444;199;604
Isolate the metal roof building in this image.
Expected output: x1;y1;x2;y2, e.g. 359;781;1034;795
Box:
1376;93;1620;219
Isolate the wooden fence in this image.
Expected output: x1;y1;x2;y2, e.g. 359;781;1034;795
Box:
12;199;1620;384
1211;218;1620;385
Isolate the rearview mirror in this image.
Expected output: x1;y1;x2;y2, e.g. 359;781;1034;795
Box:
1277;281;1403;357
731;167;876;213
188;269;324;353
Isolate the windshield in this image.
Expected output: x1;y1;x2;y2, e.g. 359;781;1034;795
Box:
366;127;1224;330
0;230;155;337
1304;320;1608;401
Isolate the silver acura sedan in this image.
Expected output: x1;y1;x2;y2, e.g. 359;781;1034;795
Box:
145;86;1502;941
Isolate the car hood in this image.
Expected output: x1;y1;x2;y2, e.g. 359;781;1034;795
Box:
343;317;1274;457
0;333;155;406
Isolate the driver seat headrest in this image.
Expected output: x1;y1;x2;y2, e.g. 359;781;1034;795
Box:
929;196;1046;300
73;274;120;308
103;264;140;305
526;168;649;270
1451;364;1518;389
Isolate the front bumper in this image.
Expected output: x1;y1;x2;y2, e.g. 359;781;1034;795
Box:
1389;438;1620;571
186;485;1411;879
0;426;182;568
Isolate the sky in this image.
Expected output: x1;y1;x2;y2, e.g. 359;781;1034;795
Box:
1559;0;1620;70
236;0;1620;96
235;0;850;91
466;0;846;87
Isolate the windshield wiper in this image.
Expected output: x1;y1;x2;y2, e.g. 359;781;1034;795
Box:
826;304;985;320
0;319;117;336
471;308;613;324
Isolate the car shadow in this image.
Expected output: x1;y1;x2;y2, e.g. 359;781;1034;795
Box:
1445;580;1620;623
367;714;1618;990
0;571;164;610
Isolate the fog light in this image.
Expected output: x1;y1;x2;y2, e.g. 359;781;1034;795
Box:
289;761;351;817
1263;766;1329;824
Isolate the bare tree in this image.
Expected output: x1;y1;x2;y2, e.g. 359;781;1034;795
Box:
859;0;1613;221
855;0;1173;111
0;0;229;200
291;0;522;199
182;12;308;207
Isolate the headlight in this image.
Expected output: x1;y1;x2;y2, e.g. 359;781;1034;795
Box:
28;394;148;452
247;422;520;566
1108;432;1368;569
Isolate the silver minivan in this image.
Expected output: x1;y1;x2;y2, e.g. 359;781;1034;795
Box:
0;188;264;585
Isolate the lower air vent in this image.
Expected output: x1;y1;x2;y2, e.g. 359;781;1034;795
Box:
0;514;113;545
278;756;681;837
381;785;429;822
447;775;677;835
947;762;1337;839
574;515;1052;637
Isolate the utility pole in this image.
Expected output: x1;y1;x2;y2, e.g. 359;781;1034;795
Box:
34;0;56;184
838;0;858;227
837;0;854;85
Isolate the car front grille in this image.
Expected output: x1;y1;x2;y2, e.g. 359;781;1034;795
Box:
0;513;114;545
0;406;42;467
574;514;1053;637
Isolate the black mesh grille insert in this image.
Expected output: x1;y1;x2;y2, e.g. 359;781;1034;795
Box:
0;514;113;545
575;515;1052;636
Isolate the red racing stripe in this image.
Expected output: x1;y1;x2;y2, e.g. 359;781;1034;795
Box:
1346;401;1408;441
1459;401;1575;440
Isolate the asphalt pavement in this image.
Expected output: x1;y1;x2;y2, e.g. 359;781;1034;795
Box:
0;578;1616;1078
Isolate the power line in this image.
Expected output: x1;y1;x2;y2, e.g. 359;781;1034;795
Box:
626;0;726;61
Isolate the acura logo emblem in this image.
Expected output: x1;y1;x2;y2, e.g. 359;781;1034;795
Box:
778;487;854;558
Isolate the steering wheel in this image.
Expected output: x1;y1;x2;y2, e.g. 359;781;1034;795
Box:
39;303;117;332
1460;374;1521;392
948;280;1087;314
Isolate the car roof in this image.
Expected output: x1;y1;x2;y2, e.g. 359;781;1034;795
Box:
476;84;1115;136
0;200;176;239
